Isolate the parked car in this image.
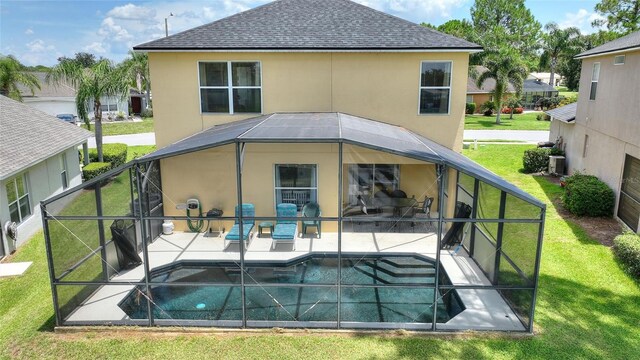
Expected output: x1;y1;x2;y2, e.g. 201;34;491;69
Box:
56;114;77;124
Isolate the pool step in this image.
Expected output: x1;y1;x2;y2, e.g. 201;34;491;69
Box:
351;262;435;285
363;260;435;278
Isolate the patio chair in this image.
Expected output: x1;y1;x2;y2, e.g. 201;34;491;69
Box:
413;196;434;230
272;203;298;250
225;203;255;248
301;202;321;238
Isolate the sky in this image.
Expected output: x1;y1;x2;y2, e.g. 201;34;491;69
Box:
0;0;605;66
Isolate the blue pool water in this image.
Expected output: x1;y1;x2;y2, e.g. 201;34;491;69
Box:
119;254;463;324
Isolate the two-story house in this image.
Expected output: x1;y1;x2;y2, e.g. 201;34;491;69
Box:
549;30;640;233
41;0;546;332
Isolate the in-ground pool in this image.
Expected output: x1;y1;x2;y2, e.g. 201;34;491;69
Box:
119;254;464;326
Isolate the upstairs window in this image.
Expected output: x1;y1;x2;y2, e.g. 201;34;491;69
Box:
589;62;600;100
6;173;31;224
199;61;262;114
614;55;625;65
419;61;451;114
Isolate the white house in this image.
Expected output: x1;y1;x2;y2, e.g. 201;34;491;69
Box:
0;95;92;257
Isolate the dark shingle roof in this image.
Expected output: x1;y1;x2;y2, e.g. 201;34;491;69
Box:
523;79;557;93
134;0;481;51
576;30;640;58
545;103;577;123
0;96;92;180
467;66;516;94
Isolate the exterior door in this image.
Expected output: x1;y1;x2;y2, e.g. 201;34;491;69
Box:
618;154;640;232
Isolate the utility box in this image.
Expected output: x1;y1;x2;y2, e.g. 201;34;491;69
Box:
549;156;566;176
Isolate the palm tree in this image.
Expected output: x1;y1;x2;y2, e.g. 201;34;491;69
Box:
47;59;130;162
476;49;528;124
121;50;151;110
539;23;581;87
0;55;40;101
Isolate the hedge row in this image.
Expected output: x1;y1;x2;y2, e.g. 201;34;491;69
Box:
522;147;564;173
88;143;128;169
562;173;615;217
613;232;640;279
82;162;112;181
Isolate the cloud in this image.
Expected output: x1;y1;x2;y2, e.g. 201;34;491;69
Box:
22;39;61;65
354;0;467;20
84;42;107;54
25;28;34;35
26;39;55;52
558;9;606;34
106;3;156;20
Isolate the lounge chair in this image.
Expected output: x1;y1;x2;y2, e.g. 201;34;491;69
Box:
272;203;297;250
301;202;321;238
225;203;255;248
441;202;472;249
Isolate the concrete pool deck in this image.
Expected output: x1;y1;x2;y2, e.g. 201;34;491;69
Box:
65;231;525;331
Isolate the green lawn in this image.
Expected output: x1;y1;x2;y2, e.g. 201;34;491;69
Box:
81;118;154;136
465;112;551;130
1;145;639;359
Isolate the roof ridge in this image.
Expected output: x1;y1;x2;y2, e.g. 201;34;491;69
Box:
237;113;276;139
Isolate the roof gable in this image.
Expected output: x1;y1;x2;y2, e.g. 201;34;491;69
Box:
576;30;640;58
134;0;481;51
0;96;92;180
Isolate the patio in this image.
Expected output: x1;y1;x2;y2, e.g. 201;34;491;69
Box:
42;112;544;332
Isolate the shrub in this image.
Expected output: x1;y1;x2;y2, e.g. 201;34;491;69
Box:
522;148;551;173
82;162;111;181
141;108;153;118
465;102;476;114
562;173;615;216
536;113;551;121
500;107;524;114
116;111;126;121
559;95;578;106
481;101;496;116
88;143;128;169
613;232;640;279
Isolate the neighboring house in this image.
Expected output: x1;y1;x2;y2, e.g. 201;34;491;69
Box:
0;96;92;257
18;72;131;120
548;30;640;233
42;0;546;332
528;72;563;87
466;65;516;113
521;79;559;109
19;72;77;117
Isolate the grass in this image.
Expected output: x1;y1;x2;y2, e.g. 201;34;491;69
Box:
555;86;578;99
2;145;639;359
81;118;154;136
465;112;550;130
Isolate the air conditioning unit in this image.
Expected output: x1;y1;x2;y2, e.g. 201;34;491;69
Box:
549;156;566;176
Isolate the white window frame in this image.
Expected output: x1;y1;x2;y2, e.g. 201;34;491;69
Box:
589;62;600;101
5;173;31;224
60;154;69;190
614;55;625;65
274;164;318;212
418;60;452;116
198;61;263;115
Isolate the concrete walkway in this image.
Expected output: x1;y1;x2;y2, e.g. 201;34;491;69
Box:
88;132;156;147
463;130;549;143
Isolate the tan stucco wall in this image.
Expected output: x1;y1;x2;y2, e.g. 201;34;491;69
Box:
161;143;439;232
148;52;469;151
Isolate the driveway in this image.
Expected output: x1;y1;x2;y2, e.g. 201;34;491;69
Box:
463;130;549;143
87;132;155;147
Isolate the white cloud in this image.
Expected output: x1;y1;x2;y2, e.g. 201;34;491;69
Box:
558;9;606;34
25;28;34;35
26;39;55;52
106;3;156;20
355;0;467;20
84;42;107;54
22;39;61;65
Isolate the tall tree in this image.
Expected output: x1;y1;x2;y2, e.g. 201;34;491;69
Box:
592;0;640;34
120;50;151;110
47;59;130;162
57;52;98;68
0;55;40;101
476;49;528;124
539;23;581;86
471;0;541;62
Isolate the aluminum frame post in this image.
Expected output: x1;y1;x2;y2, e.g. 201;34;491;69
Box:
235;142;247;328
432;164;446;331
135;164;154;326
337;142;343;328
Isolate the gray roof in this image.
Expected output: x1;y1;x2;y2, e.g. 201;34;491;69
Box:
134;0;481;51
545;103;577;123
577;30;640;58
0;96;92;180
139;112;544;208
18;72;76;98
523;79;557;93
467;66;516;94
